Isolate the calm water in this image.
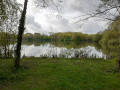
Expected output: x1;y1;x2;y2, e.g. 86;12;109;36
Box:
21;43;105;58
20;41;118;59
0;41;118;59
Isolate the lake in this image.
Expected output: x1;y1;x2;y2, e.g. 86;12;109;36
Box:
20;41;118;59
0;41;118;59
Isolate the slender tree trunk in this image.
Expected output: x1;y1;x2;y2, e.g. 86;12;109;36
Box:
4;44;7;58
117;43;120;71
116;33;120;71
15;0;28;69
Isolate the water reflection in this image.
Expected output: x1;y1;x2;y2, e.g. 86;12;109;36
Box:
0;41;118;59
21;42;107;59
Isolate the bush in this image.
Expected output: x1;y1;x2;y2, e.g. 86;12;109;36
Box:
108;39;119;45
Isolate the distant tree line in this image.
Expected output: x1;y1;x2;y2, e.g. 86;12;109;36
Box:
23;33;50;41
23;32;95;42
22;19;120;45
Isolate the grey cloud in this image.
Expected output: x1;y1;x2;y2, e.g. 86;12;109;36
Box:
27;15;41;29
45;16;73;32
65;0;102;13
44;13;106;34
26;15;42;33
81;19;105;34
20;0;107;34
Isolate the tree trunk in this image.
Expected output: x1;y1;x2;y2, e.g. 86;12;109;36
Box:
117;44;120;71
116;32;120;71
15;0;28;69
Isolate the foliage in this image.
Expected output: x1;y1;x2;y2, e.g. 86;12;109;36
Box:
92;33;102;42
23;32;95;42
0;32;16;58
0;0;20;58
23;33;50;41
100;19;120;44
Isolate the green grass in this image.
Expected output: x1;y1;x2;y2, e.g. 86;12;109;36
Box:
0;57;120;90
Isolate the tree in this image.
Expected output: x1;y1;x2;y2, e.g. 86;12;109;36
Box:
76;0;120;71
0;0;20;58
76;0;120;22
15;0;28;68
98;0;120;71
15;0;62;68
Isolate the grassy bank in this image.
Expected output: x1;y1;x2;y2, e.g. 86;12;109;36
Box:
0;58;120;90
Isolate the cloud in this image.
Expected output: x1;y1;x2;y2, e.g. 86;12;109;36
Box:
81;19;105;34
26;15;42;33
18;0;107;34
17;0;24;4
66;0;101;13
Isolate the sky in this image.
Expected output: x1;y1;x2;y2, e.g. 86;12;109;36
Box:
17;0;108;35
